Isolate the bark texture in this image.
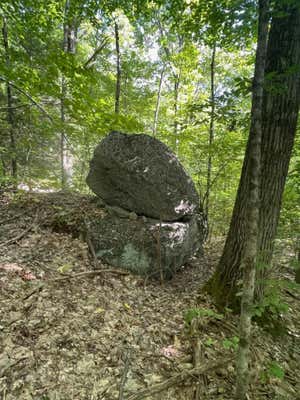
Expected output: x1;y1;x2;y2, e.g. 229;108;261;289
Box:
256;1;300;296
208;1;300;309
235;1;269;398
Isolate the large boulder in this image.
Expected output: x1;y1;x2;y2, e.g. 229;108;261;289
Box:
87;209;203;278
86;131;199;221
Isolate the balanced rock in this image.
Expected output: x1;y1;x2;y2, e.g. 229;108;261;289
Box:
88;211;203;279
86;131;199;221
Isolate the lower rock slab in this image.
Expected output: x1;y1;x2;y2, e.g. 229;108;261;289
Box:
87;212;203;279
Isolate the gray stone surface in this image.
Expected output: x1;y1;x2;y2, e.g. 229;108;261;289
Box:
88;211;203;279
86;131;199;221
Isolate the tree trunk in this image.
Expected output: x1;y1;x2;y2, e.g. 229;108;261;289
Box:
173;74;180;151
205;43;216;224
115;21;121;115
2;16;17;182
1;158;7;178
256;1;300;297
60;0;77;189
235;1;269;399
153;66;164;137
295;248;300;284
206;1;300;310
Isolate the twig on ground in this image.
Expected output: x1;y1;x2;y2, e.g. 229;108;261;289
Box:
285;289;300;300
0;213;23;225
83;218;103;269
49;269;128;282
119;347;131;400
0;214;38;248
141;352;191;373
86;235;99;264
143;352;182;364
0;357;28;378
22;283;45;301
143;270;161;290
127;357;234;400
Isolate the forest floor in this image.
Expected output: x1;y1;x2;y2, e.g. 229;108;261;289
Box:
0;191;299;400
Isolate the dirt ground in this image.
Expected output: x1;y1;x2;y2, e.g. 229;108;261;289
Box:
0;191;299;400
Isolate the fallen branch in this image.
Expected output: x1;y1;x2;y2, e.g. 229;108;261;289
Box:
83;218;102;269
0;218;37;248
127;357;234;400
49;269;129;282
22;283;44;301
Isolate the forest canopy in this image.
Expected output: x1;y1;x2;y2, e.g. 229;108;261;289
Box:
0;0;267;234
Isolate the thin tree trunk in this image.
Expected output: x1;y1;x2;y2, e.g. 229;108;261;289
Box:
235;1;269;399
115;21;121;114
205;43;216;222
295;248;300;284
60;0;76;189
295;245;300;284
1;158;7;177
173;74;180;151
153;66;164;137
2;16;17;182
206;2;300;309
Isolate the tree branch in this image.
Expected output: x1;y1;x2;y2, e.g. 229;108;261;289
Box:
83;37;109;68
0;76;53;121
0;103;30;112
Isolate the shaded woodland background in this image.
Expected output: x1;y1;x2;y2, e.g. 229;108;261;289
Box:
1;0;298;244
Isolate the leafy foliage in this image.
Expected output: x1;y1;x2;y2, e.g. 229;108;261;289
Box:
184;307;224;326
0;0;298;240
0;0;257;234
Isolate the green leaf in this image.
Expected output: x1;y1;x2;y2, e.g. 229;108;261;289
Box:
222;336;239;350
57;264;73;274
268;362;285;380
